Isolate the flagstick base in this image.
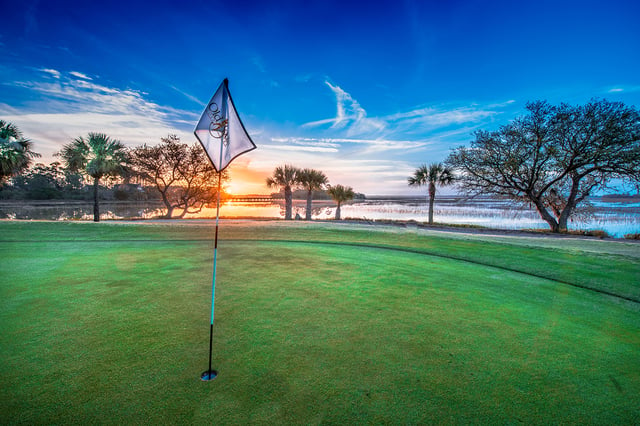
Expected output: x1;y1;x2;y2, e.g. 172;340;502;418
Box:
201;369;218;381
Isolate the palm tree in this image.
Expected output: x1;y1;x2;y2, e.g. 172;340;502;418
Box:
297;168;329;220
266;164;299;220
407;163;454;224
58;133;129;222
327;184;354;220
0;120;40;183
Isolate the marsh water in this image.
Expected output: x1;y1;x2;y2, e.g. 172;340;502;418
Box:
2;196;639;238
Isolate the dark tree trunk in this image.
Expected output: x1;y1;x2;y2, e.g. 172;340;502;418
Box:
305;190;313;220
92;177;100;222
284;185;293;220
557;178;581;232
335;202;342;220
428;182;436;224
159;189;173;218
530;196;560;232
558;206;572;232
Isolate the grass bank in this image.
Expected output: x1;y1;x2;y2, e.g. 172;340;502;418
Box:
1;220;639;424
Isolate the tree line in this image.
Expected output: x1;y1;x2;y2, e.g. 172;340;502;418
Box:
409;99;640;232
2;98;639;230
266;164;360;220
0;126;359;222
0;129;227;221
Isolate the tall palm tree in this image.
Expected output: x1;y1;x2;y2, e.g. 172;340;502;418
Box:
297;168;328;220
266;164;299;220
327;184;354;220
58;133;129;222
0;120;40;183
408;163;454;224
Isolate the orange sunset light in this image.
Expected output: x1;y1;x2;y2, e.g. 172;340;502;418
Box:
225;165;270;196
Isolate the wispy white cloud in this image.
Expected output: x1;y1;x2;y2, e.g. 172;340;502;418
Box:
69;71;92;80
607;85;640;93
12;69;195;122
269;80;515;194
41;68;61;79
305;81;386;136
2;70;513;196
270;137;340;148
268;136;430;154
2;69;196;160
267;144;339;153
169;84;204;105
0;110;192;158
249;144;417;194
385;106;499;127
303;80;507;143
301;117;340;128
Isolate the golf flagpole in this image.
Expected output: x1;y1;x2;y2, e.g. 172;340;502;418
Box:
201;168;223;381
194;78;256;382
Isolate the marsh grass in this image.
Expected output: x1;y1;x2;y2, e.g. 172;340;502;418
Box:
1;221;639;423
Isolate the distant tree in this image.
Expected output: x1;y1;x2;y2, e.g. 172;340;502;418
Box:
297;168;329;220
130;134;227;219
446;100;640;232
327;184;354;220
407;163;454;224
0;120;40;183
266;164;299;220
57;132;129;222
12;162;65;199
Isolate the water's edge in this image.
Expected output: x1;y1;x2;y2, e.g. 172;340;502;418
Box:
1;197;639;238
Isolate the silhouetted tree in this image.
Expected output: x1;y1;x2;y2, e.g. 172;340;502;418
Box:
408;163;454;224
297;168;329;220
327;184;354;220
58;133;129;222
130;134;227;218
0;120;40;183
446;99;640;232
266;164;299;220
11;162;64;199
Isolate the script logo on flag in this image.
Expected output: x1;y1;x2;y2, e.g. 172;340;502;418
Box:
194;78;256;172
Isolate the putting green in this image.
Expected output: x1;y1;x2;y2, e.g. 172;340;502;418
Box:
1;224;639;424
211;241;639;424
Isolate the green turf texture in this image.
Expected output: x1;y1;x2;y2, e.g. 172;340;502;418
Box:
1;221;639;424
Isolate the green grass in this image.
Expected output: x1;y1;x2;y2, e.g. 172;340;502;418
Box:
1;220;639;424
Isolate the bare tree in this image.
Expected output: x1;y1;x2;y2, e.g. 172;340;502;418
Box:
446;100;640;232
130;134;227;219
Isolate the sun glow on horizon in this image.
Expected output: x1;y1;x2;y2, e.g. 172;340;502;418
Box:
225;164;271;196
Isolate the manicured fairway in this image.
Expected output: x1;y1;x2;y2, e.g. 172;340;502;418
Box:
1;221;639;424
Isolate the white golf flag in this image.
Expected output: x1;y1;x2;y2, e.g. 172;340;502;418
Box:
194;79;256;172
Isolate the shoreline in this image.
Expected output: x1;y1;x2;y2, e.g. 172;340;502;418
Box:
2;218;639;258
1;215;636;239
108;216;640;242
1;198;638;239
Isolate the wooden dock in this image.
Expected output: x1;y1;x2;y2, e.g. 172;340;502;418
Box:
225;196;274;202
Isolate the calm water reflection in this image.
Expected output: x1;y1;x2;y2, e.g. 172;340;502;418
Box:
1;198;639;237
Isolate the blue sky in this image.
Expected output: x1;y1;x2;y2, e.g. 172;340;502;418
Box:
2;0;639;195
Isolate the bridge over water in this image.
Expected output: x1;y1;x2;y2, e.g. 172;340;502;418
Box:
225;196;275;202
